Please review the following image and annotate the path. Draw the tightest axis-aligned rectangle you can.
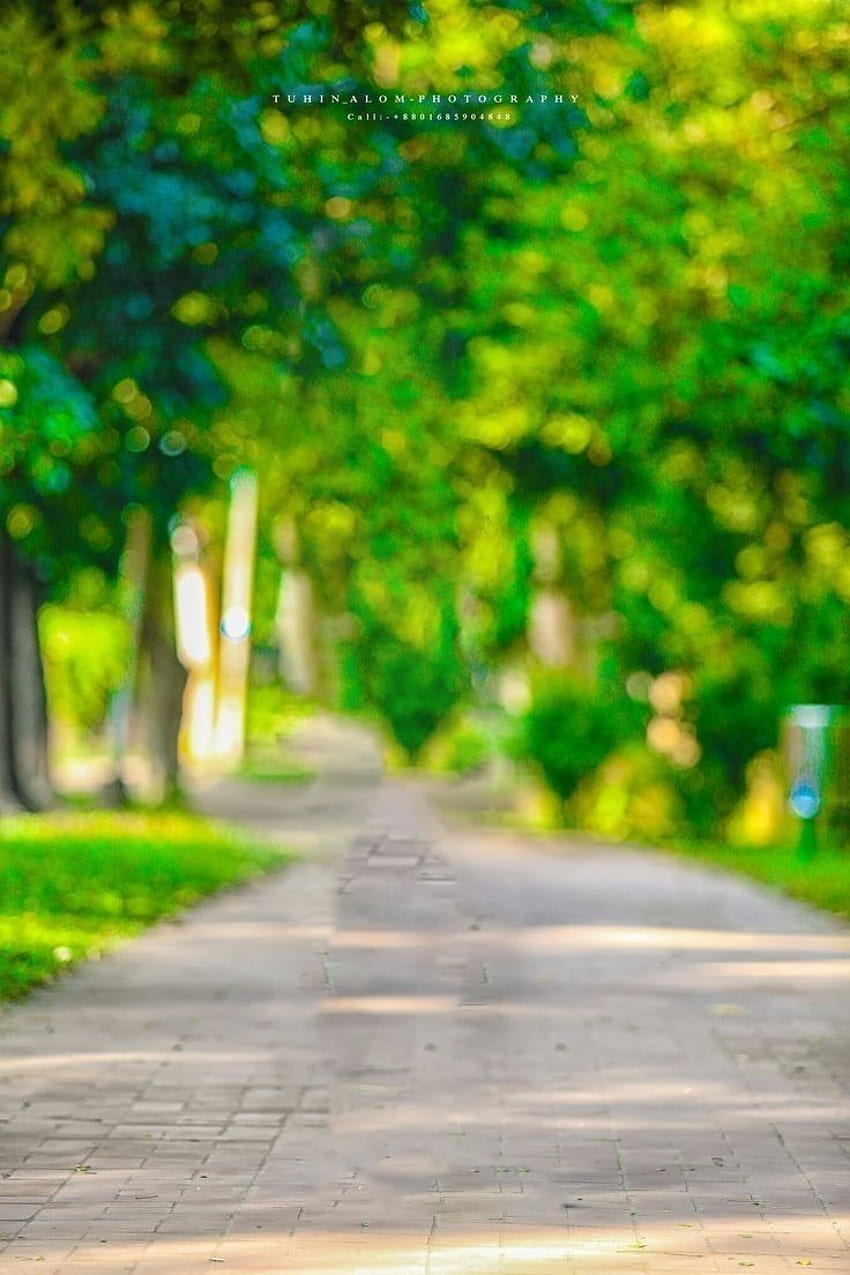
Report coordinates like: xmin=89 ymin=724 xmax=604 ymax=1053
xmin=1 ymin=719 xmax=849 ymax=1273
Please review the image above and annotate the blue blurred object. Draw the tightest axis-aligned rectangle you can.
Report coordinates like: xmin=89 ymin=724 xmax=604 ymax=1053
xmin=789 ymin=781 xmax=820 ymax=821
xmin=784 ymin=705 xmax=850 ymax=840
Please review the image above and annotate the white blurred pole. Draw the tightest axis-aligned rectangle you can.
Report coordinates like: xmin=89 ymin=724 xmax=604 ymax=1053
xmin=273 ymin=517 xmax=317 ymax=697
xmin=215 ymin=470 xmax=258 ymax=763
xmin=275 ymin=568 xmax=317 ymax=695
xmin=171 ymin=522 xmax=216 ymax=765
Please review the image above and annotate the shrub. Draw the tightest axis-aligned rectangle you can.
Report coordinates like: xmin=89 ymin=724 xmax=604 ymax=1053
xmin=341 ymin=595 xmax=468 ymax=763
xmin=573 ymin=743 xmax=685 ymax=841
xmin=523 ymin=673 xmax=642 ymax=806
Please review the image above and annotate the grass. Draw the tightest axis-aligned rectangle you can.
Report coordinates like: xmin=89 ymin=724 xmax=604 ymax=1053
xmin=667 ymin=836 xmax=850 ymax=921
xmin=234 ymin=755 xmax=314 ymax=785
xmin=442 ymin=773 xmax=850 ymax=922
xmin=0 ymin=810 xmax=289 ymax=1003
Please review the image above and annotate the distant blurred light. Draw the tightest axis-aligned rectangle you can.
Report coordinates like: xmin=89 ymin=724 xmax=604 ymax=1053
xmin=649 ymin=671 xmax=688 ymax=715
xmin=177 ymin=112 xmax=201 ymax=135
xmin=790 ymin=704 xmax=831 ymax=729
xmin=170 ymin=522 xmax=199 ymax=557
xmin=128 ymin=395 xmax=153 ymax=422
xmin=530 ymin=39 xmax=555 ymax=70
xmin=113 ymin=378 xmax=138 ymax=404
xmin=499 ymin=668 xmax=531 ymax=714
xmin=561 ymin=204 xmax=589 ymax=232
xmin=789 ymin=782 xmax=820 ymax=820
xmin=647 ymin=716 xmax=680 ymax=754
xmin=221 ymin=604 xmax=251 ymax=641
xmin=125 ymin=426 xmax=150 ymax=452
xmin=6 ymin=503 xmax=37 ymax=539
xmin=160 ymin=430 xmax=187 ymax=457
xmin=37 ymin=305 xmax=69 ymax=335
xmin=671 ymin=735 xmax=701 ymax=769
xmin=325 ymin=196 xmax=353 ymax=219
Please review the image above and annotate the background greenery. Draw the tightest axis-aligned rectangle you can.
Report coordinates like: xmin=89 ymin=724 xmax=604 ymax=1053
xmin=1 ymin=0 xmax=848 ymax=851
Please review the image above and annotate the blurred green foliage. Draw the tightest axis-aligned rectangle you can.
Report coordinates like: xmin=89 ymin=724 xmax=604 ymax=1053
xmin=1 ymin=0 xmax=849 ymax=829
xmin=342 ymin=586 xmax=467 ymax=761
xmin=245 ymin=683 xmax=313 ymax=748
xmin=573 ymin=743 xmax=686 ymax=843
xmin=523 ymin=669 xmax=644 ymax=807
xmin=40 ymin=604 xmax=130 ymax=732
xmin=441 ymin=719 xmax=493 ymax=777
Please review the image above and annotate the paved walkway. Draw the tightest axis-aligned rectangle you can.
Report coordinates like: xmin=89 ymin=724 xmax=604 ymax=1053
xmin=1 ymin=720 xmax=850 ymax=1274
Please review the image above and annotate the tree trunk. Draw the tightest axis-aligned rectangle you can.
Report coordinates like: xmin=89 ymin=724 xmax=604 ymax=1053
xmin=140 ymin=551 xmax=188 ymax=804
xmin=214 ymin=471 xmax=258 ymax=765
xmin=0 ymin=531 xmax=52 ymax=811
xmin=0 ymin=532 xmax=21 ymax=812
xmin=275 ymin=566 xmax=318 ymax=695
xmin=10 ymin=553 xmax=52 ymax=809
xmin=102 ymin=507 xmax=151 ymax=806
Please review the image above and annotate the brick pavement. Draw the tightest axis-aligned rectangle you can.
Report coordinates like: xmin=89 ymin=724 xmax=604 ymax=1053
xmin=1 ymin=720 xmax=849 ymax=1273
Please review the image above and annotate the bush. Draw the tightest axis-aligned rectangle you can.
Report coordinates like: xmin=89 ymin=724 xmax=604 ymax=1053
xmin=573 ymin=743 xmax=685 ymax=841
xmin=523 ymin=673 xmax=642 ymax=806
xmin=421 ymin=714 xmax=496 ymax=775
xmin=677 ymin=662 xmax=784 ymax=835
xmin=444 ymin=719 xmax=492 ymax=774
xmin=245 ymin=682 xmax=313 ymax=748
xmin=373 ymin=641 xmax=467 ymax=761
xmin=341 ymin=595 xmax=468 ymax=763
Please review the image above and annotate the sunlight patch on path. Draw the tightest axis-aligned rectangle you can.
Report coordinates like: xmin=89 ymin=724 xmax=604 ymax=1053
xmin=7 ymin=1217 xmax=846 ymax=1275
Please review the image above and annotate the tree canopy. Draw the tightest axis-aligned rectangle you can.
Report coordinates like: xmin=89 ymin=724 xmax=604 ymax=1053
xmin=2 ymin=0 xmax=848 ymax=832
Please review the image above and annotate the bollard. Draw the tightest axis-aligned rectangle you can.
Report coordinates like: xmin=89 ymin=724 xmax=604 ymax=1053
xmin=784 ymin=704 xmax=850 ymax=856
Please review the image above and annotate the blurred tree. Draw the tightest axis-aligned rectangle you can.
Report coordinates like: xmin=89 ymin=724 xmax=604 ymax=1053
xmin=4 ymin=0 xmax=846 ymax=829
xmin=1 ymin=0 xmax=607 ymax=790
xmin=446 ymin=0 xmax=850 ymax=825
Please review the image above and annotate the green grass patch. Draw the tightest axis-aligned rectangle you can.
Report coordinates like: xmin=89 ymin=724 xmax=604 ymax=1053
xmin=234 ymin=755 xmax=314 ymax=785
xmin=0 ymin=810 xmax=289 ymax=1003
xmin=668 ymin=837 xmax=850 ymax=920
